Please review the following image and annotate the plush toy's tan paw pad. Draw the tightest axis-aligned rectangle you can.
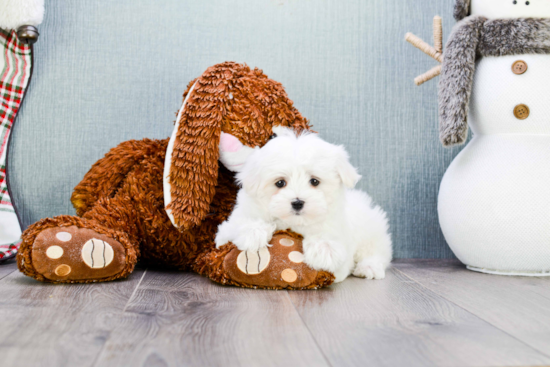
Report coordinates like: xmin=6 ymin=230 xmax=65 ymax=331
xmin=31 ymin=226 xmax=127 ymax=282
xmin=223 ymin=232 xmax=325 ymax=289
xmin=236 ymin=247 xmax=271 ymax=274
xmin=81 ymin=239 xmax=115 ymax=268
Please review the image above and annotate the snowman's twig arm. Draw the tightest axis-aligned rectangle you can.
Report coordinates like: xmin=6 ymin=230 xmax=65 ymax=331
xmin=439 ymin=16 xmax=486 ymax=147
xmin=434 ymin=16 xmax=443 ymax=53
xmin=415 ymin=65 xmax=442 ymax=86
xmin=405 ymin=16 xmax=443 ymax=86
xmin=405 ymin=33 xmax=443 ymax=63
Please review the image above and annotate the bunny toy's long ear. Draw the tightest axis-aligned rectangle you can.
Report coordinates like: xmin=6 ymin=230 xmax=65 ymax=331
xmin=164 ymin=63 xmax=237 ymax=230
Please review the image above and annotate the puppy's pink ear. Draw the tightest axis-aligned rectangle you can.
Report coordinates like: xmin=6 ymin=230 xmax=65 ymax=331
xmin=336 ymin=146 xmax=361 ymax=188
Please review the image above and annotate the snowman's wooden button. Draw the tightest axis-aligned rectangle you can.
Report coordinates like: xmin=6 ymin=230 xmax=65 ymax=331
xmin=512 ymin=60 xmax=528 ymax=75
xmin=514 ymin=104 xmax=530 ymax=120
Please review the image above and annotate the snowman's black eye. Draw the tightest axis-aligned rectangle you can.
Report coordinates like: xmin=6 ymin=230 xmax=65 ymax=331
xmin=513 ymin=0 xmax=517 ymax=4
xmin=526 ymin=1 xmax=530 ymax=4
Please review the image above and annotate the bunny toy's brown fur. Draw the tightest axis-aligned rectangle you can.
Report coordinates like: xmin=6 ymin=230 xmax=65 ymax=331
xmin=17 ymin=62 xmax=335 ymax=289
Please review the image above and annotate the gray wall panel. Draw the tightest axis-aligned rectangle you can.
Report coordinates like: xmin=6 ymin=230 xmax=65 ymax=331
xmin=9 ymin=0 xmax=462 ymax=258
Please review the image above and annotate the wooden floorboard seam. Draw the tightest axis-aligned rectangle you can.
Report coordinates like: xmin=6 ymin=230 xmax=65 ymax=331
xmin=90 ymin=269 xmax=147 ymax=367
xmin=0 ymin=263 xmax=17 ymax=282
xmin=529 ymin=289 xmax=550 ymax=303
xmin=0 ymin=269 xmax=16 ymax=281
xmin=392 ymin=266 xmax=550 ymax=360
xmin=90 ymin=329 xmax=113 ymax=367
xmin=92 ymin=271 xmax=330 ymax=366
xmin=285 ymin=291 xmax=334 ymax=367
xmin=122 ymin=268 xmax=147 ymax=313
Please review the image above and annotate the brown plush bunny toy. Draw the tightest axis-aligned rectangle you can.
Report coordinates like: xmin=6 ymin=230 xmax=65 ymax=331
xmin=17 ymin=62 xmax=335 ymax=289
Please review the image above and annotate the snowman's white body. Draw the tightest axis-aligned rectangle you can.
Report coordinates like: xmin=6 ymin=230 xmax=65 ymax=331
xmin=439 ymin=54 xmax=550 ymax=275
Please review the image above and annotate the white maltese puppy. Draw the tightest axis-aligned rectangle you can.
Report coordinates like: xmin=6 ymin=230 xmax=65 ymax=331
xmin=215 ymin=127 xmax=392 ymax=282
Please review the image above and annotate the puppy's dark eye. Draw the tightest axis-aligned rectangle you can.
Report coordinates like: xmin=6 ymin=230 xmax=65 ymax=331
xmin=310 ymin=178 xmax=320 ymax=187
xmin=275 ymin=179 xmax=286 ymax=188
xmin=270 ymin=133 xmax=277 ymax=140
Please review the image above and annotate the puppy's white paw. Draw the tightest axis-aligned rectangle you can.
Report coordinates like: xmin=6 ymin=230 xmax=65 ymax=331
xmin=232 ymin=222 xmax=276 ymax=252
xmin=215 ymin=221 xmax=233 ymax=249
xmin=353 ymin=258 xmax=386 ymax=280
xmin=303 ymin=238 xmax=347 ymax=273
xmin=215 ymin=233 xmax=231 ymax=249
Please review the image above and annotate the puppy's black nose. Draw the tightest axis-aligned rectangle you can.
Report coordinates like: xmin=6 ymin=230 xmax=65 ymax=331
xmin=291 ymin=199 xmax=305 ymax=211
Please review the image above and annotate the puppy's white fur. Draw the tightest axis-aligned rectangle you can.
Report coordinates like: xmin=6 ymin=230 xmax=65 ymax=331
xmin=216 ymin=127 xmax=392 ymax=282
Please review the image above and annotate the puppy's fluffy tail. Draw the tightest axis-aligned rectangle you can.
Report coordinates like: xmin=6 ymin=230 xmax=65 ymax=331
xmin=345 ymin=190 xmax=392 ymax=267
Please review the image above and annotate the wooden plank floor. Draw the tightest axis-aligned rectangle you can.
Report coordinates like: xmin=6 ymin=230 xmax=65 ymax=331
xmin=1 ymin=259 xmax=549 ymax=367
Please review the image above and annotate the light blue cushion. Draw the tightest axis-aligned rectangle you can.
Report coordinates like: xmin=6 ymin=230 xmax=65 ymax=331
xmin=9 ymin=0 xmax=462 ymax=258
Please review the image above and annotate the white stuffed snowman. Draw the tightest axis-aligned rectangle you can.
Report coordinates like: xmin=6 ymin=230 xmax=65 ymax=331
xmin=437 ymin=0 xmax=550 ymax=275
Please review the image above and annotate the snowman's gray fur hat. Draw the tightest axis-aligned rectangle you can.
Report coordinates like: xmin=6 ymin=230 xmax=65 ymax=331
xmin=454 ymin=0 xmax=471 ymax=21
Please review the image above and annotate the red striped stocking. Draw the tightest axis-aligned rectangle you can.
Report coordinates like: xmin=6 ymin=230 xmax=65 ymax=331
xmin=0 ymin=29 xmax=32 ymax=262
